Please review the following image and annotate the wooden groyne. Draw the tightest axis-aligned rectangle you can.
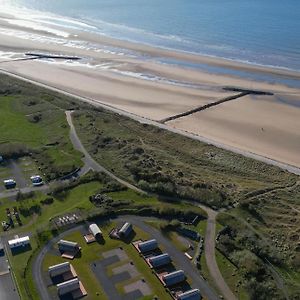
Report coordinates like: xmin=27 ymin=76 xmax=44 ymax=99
xmin=160 ymin=87 xmax=273 ymax=124
xmin=25 ymin=53 xmax=81 ymax=60
xmin=223 ymin=86 xmax=273 ymax=96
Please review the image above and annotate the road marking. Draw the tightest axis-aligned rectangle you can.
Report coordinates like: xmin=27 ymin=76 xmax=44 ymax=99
xmin=0 ymin=270 xmax=10 ymax=276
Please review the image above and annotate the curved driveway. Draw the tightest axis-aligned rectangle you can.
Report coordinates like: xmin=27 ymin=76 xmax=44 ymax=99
xmin=32 ymin=225 xmax=84 ymax=300
xmin=32 ymin=216 xmax=220 ymax=300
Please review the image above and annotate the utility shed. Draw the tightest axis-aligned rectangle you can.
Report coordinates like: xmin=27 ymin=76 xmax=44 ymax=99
xmin=89 ymin=224 xmax=102 ymax=238
xmin=8 ymin=236 xmax=30 ymax=249
xmin=149 ymin=253 xmax=171 ymax=268
xmin=177 ymin=289 xmax=202 ymax=300
xmin=138 ymin=239 xmax=158 ymax=253
xmin=58 ymin=240 xmax=80 ymax=252
xmin=162 ymin=270 xmax=185 ymax=287
xmin=57 ymin=278 xmax=80 ymax=296
xmin=48 ymin=262 xmax=71 ymax=278
xmin=118 ymin=222 xmax=133 ymax=238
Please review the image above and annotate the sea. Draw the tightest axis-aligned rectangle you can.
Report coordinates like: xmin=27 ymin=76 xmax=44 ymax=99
xmin=0 ymin=0 xmax=300 ymax=75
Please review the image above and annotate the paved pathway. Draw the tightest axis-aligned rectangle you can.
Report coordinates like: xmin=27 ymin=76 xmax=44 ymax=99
xmin=198 ymin=205 xmax=237 ymax=300
xmin=0 ymin=237 xmax=20 ymax=300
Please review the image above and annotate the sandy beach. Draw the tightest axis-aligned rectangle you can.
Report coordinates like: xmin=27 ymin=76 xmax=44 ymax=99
xmin=0 ymin=13 xmax=300 ymax=169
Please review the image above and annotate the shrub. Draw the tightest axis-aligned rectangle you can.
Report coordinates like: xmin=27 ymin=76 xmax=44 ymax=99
xmin=40 ymin=197 xmax=54 ymax=205
xmin=19 ymin=204 xmax=41 ymax=217
xmin=16 ymin=191 xmax=35 ymax=201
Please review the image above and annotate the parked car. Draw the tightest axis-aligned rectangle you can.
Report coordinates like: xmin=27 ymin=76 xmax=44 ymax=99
xmin=1 ymin=221 xmax=10 ymax=231
xmin=3 ymin=179 xmax=16 ymax=189
xmin=30 ymin=175 xmax=43 ymax=186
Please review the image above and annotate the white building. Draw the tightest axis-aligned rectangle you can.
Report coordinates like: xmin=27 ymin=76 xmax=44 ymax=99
xmin=138 ymin=239 xmax=158 ymax=253
xmin=119 ymin=222 xmax=133 ymax=238
xmin=48 ymin=262 xmax=71 ymax=278
xmin=149 ymin=253 xmax=171 ymax=268
xmin=57 ymin=278 xmax=80 ymax=296
xmin=89 ymin=224 xmax=102 ymax=238
xmin=177 ymin=289 xmax=202 ymax=300
xmin=58 ymin=240 xmax=80 ymax=252
xmin=8 ymin=236 xmax=30 ymax=249
xmin=162 ymin=270 xmax=185 ymax=287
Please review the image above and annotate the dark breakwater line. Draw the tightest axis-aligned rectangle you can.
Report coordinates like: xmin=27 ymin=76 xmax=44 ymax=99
xmin=160 ymin=88 xmax=273 ymax=123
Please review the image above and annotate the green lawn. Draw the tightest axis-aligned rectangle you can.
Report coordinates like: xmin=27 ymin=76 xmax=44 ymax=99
xmin=0 ymin=95 xmax=82 ymax=178
xmin=0 ymin=97 xmax=45 ymax=146
xmin=42 ymin=223 xmax=171 ymax=300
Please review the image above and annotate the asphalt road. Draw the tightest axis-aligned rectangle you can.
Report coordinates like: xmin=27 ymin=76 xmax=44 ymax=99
xmin=32 ymin=225 xmax=85 ymax=300
xmin=1 ymin=68 xmax=300 ymax=176
xmin=0 ymin=238 xmax=20 ymax=300
xmin=198 ymin=205 xmax=237 ymax=300
xmin=32 ymin=216 xmax=220 ymax=300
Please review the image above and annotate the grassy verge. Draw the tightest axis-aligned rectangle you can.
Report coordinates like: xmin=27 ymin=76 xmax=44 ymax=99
xmin=215 ymin=249 xmax=248 ymax=299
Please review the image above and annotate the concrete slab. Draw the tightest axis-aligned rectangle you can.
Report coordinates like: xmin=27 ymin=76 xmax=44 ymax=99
xmin=102 ymin=248 xmax=128 ymax=261
xmin=112 ymin=262 xmax=139 ymax=278
xmin=0 ymin=272 xmax=19 ymax=300
xmin=124 ymin=280 xmax=152 ymax=296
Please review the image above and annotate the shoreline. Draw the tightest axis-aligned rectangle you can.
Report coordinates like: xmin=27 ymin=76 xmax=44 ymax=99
xmin=0 ymin=13 xmax=300 ymax=83
xmin=1 ymin=68 xmax=300 ymax=175
xmin=1 ymin=9 xmax=300 ymax=77
xmin=0 ymin=19 xmax=299 ymax=170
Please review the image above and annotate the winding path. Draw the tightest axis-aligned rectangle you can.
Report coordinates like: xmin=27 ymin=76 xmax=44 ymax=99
xmin=198 ymin=205 xmax=237 ymax=300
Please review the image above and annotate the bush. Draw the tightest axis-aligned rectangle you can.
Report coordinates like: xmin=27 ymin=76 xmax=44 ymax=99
xmin=28 ymin=113 xmax=42 ymax=123
xmin=19 ymin=204 xmax=41 ymax=217
xmin=159 ymin=219 xmax=181 ymax=231
xmin=16 ymin=191 xmax=35 ymax=201
xmin=0 ymin=143 xmax=30 ymax=158
xmin=40 ymin=197 xmax=54 ymax=205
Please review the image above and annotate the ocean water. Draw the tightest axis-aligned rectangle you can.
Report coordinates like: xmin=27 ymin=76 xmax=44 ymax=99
xmin=0 ymin=0 xmax=300 ymax=72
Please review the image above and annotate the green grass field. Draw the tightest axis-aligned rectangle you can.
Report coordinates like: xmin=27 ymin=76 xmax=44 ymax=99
xmin=42 ymin=223 xmax=171 ymax=300
xmin=0 ymin=95 xmax=82 ymax=178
